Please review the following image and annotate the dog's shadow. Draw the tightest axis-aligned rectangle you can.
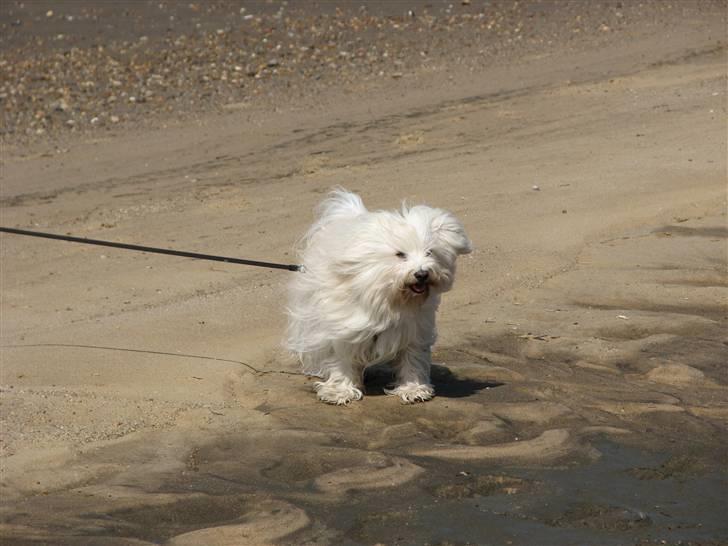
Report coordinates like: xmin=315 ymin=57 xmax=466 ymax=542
xmin=364 ymin=363 xmax=503 ymax=399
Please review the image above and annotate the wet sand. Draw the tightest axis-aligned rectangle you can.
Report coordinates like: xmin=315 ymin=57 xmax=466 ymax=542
xmin=1 ymin=1 xmax=727 ymax=545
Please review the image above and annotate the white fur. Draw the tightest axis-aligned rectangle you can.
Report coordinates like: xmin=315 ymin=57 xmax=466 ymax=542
xmin=285 ymin=189 xmax=471 ymax=405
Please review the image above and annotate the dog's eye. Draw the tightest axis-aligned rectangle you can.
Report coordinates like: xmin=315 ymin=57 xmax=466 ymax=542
xmin=396 ymin=251 xmax=407 ymax=259
xmin=425 ymin=250 xmax=433 ymax=257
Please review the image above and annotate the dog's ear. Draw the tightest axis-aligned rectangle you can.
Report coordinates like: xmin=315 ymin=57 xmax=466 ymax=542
xmin=430 ymin=210 xmax=472 ymax=255
xmin=406 ymin=205 xmax=472 ymax=256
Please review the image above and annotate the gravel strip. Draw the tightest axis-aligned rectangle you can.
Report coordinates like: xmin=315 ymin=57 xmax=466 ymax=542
xmin=1 ymin=0 xmax=723 ymax=145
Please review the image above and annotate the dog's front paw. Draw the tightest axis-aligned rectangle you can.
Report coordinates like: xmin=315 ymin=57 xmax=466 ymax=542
xmin=314 ymin=381 xmax=363 ymax=405
xmin=384 ymin=383 xmax=434 ymax=404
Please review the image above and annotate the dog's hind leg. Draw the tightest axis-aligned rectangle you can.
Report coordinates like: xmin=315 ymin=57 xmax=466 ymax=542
xmin=385 ymin=346 xmax=435 ymax=403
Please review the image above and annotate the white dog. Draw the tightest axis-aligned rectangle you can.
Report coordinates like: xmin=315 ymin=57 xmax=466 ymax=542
xmin=285 ymin=189 xmax=471 ymax=405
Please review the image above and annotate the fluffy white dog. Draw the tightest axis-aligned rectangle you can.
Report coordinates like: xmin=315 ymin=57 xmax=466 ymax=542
xmin=285 ymin=189 xmax=471 ymax=405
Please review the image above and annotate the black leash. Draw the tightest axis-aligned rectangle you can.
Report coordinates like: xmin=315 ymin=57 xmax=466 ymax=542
xmin=0 ymin=227 xmax=301 ymax=272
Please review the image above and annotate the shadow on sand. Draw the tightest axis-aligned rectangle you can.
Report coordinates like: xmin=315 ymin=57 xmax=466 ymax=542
xmin=363 ymin=363 xmax=504 ymax=398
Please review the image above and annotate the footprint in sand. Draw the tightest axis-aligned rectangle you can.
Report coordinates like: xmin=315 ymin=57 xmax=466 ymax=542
xmin=645 ymin=363 xmax=706 ymax=386
xmin=412 ymin=429 xmax=597 ymax=463
xmin=489 ymin=401 xmax=572 ymax=424
xmin=313 ymin=454 xmax=424 ymax=495
xmin=166 ymin=499 xmax=309 ymax=546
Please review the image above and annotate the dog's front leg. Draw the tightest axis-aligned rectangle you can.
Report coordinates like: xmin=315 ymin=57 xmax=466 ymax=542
xmin=385 ymin=345 xmax=434 ymax=403
xmin=313 ymin=353 xmax=363 ymax=405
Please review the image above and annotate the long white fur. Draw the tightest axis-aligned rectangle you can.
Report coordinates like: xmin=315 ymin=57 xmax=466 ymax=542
xmin=285 ymin=189 xmax=471 ymax=405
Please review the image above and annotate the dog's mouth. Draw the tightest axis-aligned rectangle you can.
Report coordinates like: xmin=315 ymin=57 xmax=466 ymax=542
xmin=408 ymin=280 xmax=429 ymax=295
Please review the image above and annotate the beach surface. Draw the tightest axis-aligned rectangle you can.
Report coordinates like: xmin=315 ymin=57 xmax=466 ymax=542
xmin=1 ymin=1 xmax=727 ymax=544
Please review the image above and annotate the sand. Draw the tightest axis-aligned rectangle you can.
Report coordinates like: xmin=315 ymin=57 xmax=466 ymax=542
xmin=1 ymin=1 xmax=727 ymax=544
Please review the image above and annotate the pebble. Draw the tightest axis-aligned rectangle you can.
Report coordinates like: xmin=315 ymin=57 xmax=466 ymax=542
xmin=50 ymin=99 xmax=70 ymax=113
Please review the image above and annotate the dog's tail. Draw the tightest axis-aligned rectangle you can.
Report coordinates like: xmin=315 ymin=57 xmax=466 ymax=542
xmin=316 ymin=187 xmax=367 ymax=222
xmin=296 ymin=188 xmax=367 ymax=253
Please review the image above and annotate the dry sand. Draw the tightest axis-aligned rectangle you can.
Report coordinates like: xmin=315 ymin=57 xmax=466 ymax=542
xmin=1 ymin=1 xmax=727 ymax=545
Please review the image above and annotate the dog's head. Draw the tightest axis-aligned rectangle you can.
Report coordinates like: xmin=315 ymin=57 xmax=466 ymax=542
xmin=396 ymin=204 xmax=472 ymax=302
xmin=328 ymin=203 xmax=472 ymax=308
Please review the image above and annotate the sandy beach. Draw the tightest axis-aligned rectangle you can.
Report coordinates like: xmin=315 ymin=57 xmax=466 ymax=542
xmin=1 ymin=1 xmax=727 ymax=544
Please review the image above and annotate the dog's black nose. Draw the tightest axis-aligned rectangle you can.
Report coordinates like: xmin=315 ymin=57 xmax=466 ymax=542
xmin=414 ymin=269 xmax=429 ymax=282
